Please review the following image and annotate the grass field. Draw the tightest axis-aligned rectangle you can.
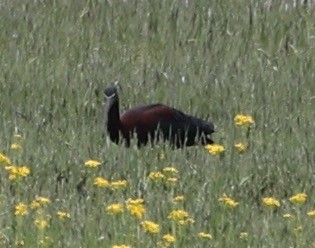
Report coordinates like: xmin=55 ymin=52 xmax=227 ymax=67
xmin=0 ymin=0 xmax=314 ymax=247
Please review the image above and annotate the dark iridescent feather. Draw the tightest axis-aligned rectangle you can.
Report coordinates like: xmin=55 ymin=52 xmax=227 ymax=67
xmin=104 ymin=86 xmax=215 ymax=148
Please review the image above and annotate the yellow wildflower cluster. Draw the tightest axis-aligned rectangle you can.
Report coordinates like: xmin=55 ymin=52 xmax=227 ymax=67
xmin=110 ymin=180 xmax=128 ymax=190
xmin=283 ymin=213 xmax=293 ymax=219
xmin=148 ymin=167 xmax=179 ymax=185
xmin=15 ymin=203 xmax=28 ymax=216
xmin=289 ymin=193 xmax=307 ymax=204
xmin=84 ymin=160 xmax=101 ymax=168
xmin=106 ymin=198 xmax=146 ymax=219
xmin=234 ymin=143 xmax=248 ymax=153
xmin=11 ymin=134 xmax=23 ymax=151
xmin=11 ymin=143 xmax=22 ymax=151
xmin=106 ymin=203 xmax=124 ymax=214
xmin=307 ymin=210 xmax=315 ymax=217
xmin=5 ymin=166 xmax=30 ymax=180
xmin=294 ymin=226 xmax=302 ymax=235
xmin=168 ymin=209 xmax=189 ymax=221
xmin=141 ymin=220 xmax=160 ymax=234
xmin=93 ymin=177 xmax=110 ymax=187
xmin=262 ymin=197 xmax=280 ymax=207
xmin=162 ymin=234 xmax=176 ymax=243
xmin=126 ymin=198 xmax=146 ymax=219
xmin=30 ymin=197 xmax=51 ymax=209
xmin=218 ymin=194 xmax=239 ymax=208
xmin=92 ymin=176 xmax=127 ymax=190
xmin=240 ymin=232 xmax=248 ymax=239
xmin=126 ymin=198 xmax=144 ymax=205
xmin=15 ymin=198 xmax=52 ymax=231
xmin=205 ymin=144 xmax=225 ymax=155
xmin=0 ymin=153 xmax=11 ymax=165
xmin=149 ymin=172 xmax=165 ymax=180
xmin=168 ymin=209 xmax=194 ymax=225
xmin=198 ymin=232 xmax=213 ymax=239
xmin=57 ymin=211 xmax=70 ymax=219
xmin=173 ymin=195 xmax=184 ymax=202
xmin=15 ymin=240 xmax=25 ymax=246
xmin=234 ymin=114 xmax=254 ymax=126
xmin=163 ymin=167 xmax=178 ymax=176
xmin=34 ymin=219 xmax=50 ymax=229
xmin=157 ymin=234 xmax=176 ymax=247
xmin=112 ymin=245 xmax=131 ymax=248
xmin=167 ymin=177 xmax=178 ymax=184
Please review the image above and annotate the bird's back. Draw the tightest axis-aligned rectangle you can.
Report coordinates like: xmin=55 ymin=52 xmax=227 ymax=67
xmin=120 ymin=104 xmax=214 ymax=147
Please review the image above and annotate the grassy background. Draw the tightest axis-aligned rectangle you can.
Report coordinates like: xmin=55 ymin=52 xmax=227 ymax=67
xmin=0 ymin=0 xmax=314 ymax=247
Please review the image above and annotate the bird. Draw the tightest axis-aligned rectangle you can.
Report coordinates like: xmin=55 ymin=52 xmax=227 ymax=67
xmin=103 ymin=86 xmax=215 ymax=148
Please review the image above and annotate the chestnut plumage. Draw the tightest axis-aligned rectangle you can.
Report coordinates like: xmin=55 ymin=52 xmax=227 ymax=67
xmin=104 ymin=86 xmax=214 ymax=148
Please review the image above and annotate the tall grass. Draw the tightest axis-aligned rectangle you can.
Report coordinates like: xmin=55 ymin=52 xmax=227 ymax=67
xmin=0 ymin=0 xmax=314 ymax=247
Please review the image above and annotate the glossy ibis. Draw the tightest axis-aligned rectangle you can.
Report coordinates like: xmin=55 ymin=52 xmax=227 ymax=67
xmin=104 ymin=86 xmax=214 ymax=148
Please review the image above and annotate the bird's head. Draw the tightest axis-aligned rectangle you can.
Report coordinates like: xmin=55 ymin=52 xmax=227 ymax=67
xmin=104 ymin=86 xmax=118 ymax=99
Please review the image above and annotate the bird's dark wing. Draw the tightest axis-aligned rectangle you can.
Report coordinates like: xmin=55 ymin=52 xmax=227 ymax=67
xmin=121 ymin=104 xmax=214 ymax=147
xmin=161 ymin=108 xmax=215 ymax=146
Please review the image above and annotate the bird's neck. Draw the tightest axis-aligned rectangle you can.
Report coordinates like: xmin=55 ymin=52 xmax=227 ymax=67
xmin=105 ymin=98 xmax=121 ymax=144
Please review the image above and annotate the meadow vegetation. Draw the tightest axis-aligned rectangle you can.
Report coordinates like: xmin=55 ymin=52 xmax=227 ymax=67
xmin=0 ymin=0 xmax=314 ymax=247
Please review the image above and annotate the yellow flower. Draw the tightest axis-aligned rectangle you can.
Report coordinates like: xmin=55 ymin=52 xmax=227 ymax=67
xmin=148 ymin=172 xmax=165 ymax=180
xmin=5 ymin=166 xmax=17 ymax=174
xmin=17 ymin=167 xmax=30 ymax=177
xmin=167 ymin=177 xmax=177 ymax=183
xmin=0 ymin=153 xmax=11 ymax=165
xmin=218 ymin=194 xmax=239 ymax=207
xmin=234 ymin=114 xmax=254 ymax=126
xmin=198 ymin=232 xmax=212 ymax=239
xmin=294 ymin=226 xmax=302 ymax=235
xmin=36 ymin=197 xmax=50 ymax=204
xmin=30 ymin=197 xmax=50 ymax=209
xmin=168 ymin=210 xmax=189 ymax=221
xmin=57 ymin=211 xmax=70 ymax=219
xmin=141 ymin=220 xmax=160 ymax=234
xmin=15 ymin=203 xmax=28 ymax=216
xmin=112 ymin=245 xmax=131 ymax=248
xmin=5 ymin=165 xmax=15 ymax=172
xmin=93 ymin=177 xmax=110 ymax=187
xmin=126 ymin=198 xmax=144 ymax=205
xmin=5 ymin=166 xmax=30 ymax=180
xmin=289 ymin=193 xmax=307 ymax=204
xmin=234 ymin=143 xmax=247 ymax=153
xmin=173 ymin=195 xmax=184 ymax=202
xmin=110 ymin=180 xmax=128 ymax=190
xmin=205 ymin=144 xmax=225 ymax=155
xmin=84 ymin=160 xmax=101 ymax=168
xmin=106 ymin=203 xmax=124 ymax=214
xmin=126 ymin=198 xmax=146 ymax=218
xmin=34 ymin=219 xmax=49 ymax=229
xmin=283 ymin=213 xmax=293 ymax=219
xmin=240 ymin=232 xmax=248 ymax=239
xmin=127 ymin=204 xmax=146 ymax=219
xmin=179 ymin=218 xmax=195 ymax=225
xmin=15 ymin=240 xmax=25 ymax=246
xmin=11 ymin=143 xmax=22 ymax=151
xmin=163 ymin=167 xmax=178 ymax=176
xmin=262 ymin=197 xmax=280 ymax=207
xmin=307 ymin=210 xmax=315 ymax=217
xmin=162 ymin=234 xmax=176 ymax=243
xmin=30 ymin=201 xmax=40 ymax=209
